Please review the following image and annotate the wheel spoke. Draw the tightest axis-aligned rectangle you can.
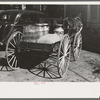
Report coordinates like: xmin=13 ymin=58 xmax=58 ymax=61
xmin=77 ymin=39 xmax=82 ymax=47
xmin=18 ymin=32 xmax=21 ymax=40
xmin=12 ymin=37 xmax=16 ymax=45
xmin=30 ymin=68 xmax=41 ymax=72
xmin=59 ymin=56 xmax=63 ymax=60
xmin=49 ymin=68 xmax=58 ymax=74
xmin=35 ymin=64 xmax=43 ymax=69
xmin=64 ymin=44 xmax=68 ymax=52
xmin=65 ymin=56 xmax=70 ymax=61
xmin=15 ymin=59 xmax=17 ymax=68
xmin=9 ymin=41 xmax=15 ymax=48
xmin=46 ymin=71 xmax=52 ymax=78
xmin=66 ymin=44 xmax=70 ymax=51
xmin=8 ymin=55 xmax=15 ymax=63
xmin=11 ymin=56 xmax=16 ymax=68
xmin=48 ymin=70 xmax=58 ymax=77
xmin=78 ymin=40 xmax=82 ymax=47
xmin=49 ymin=56 xmax=57 ymax=62
xmin=65 ymin=51 xmax=70 ymax=57
xmin=16 ymin=34 xmax=19 ymax=43
xmin=74 ymin=48 xmax=78 ymax=53
xmin=8 ymin=48 xmax=15 ymax=51
xmin=47 ymin=64 xmax=57 ymax=69
xmin=60 ymin=50 xmax=64 ymax=55
xmin=50 ymin=52 xmax=58 ymax=56
xmin=49 ymin=67 xmax=59 ymax=74
xmin=43 ymin=71 xmax=45 ymax=77
xmin=78 ymin=36 xmax=82 ymax=41
xmin=74 ymin=48 xmax=79 ymax=58
xmin=7 ymin=51 xmax=14 ymax=57
xmin=42 ymin=62 xmax=46 ymax=68
xmin=65 ymin=54 xmax=70 ymax=60
xmin=65 ymin=46 xmax=70 ymax=56
xmin=50 ymin=54 xmax=57 ymax=59
xmin=64 ymin=58 xmax=69 ymax=70
xmin=37 ymin=70 xmax=43 ymax=75
xmin=74 ymin=47 xmax=77 ymax=52
xmin=17 ymin=33 xmax=21 ymax=44
xmin=59 ymin=58 xmax=64 ymax=68
xmin=39 ymin=64 xmax=44 ymax=68
xmin=46 ymin=64 xmax=52 ymax=68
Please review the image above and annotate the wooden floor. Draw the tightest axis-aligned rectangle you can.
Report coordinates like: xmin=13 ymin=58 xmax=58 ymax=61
xmin=0 ymin=50 xmax=100 ymax=82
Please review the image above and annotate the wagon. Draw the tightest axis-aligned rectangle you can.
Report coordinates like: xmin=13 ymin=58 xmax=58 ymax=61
xmin=4 ymin=15 xmax=83 ymax=79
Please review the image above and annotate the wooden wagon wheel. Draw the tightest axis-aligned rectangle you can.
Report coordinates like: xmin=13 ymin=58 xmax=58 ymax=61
xmin=28 ymin=42 xmax=61 ymax=79
xmin=29 ymin=34 xmax=71 ymax=78
xmin=57 ymin=34 xmax=71 ymax=77
xmin=6 ymin=31 xmax=22 ymax=70
xmin=72 ymin=33 xmax=82 ymax=61
xmin=29 ymin=60 xmax=61 ymax=79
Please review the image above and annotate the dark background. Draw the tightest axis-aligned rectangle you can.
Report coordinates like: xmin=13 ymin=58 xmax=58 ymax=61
xmin=0 ymin=5 xmax=100 ymax=54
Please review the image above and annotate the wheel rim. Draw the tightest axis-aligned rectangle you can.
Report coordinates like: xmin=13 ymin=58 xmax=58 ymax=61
xmin=58 ymin=34 xmax=71 ymax=77
xmin=73 ymin=33 xmax=82 ymax=60
xmin=6 ymin=31 xmax=22 ymax=70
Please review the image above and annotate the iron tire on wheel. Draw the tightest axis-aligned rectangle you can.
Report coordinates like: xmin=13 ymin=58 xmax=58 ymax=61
xmin=57 ymin=34 xmax=71 ymax=77
xmin=72 ymin=33 xmax=82 ymax=61
xmin=6 ymin=31 xmax=22 ymax=70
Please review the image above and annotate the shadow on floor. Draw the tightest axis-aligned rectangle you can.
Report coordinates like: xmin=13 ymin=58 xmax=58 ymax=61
xmin=0 ymin=51 xmax=61 ymax=79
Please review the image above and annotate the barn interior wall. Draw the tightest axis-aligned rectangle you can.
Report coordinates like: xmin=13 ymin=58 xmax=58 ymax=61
xmin=0 ymin=5 xmax=100 ymax=28
xmin=67 ymin=5 xmax=87 ymax=27
xmin=87 ymin=5 xmax=100 ymax=28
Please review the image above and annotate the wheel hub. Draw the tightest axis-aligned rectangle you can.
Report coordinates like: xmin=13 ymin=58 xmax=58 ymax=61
xmin=17 ymin=47 xmax=21 ymax=53
xmin=41 ymin=67 xmax=48 ymax=71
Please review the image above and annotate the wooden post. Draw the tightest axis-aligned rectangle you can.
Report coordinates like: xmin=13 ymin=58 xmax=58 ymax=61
xmin=40 ymin=5 xmax=42 ymax=11
xmin=97 ymin=5 xmax=99 ymax=24
xmin=87 ymin=5 xmax=91 ymax=27
xmin=64 ymin=5 xmax=67 ymax=18
xmin=22 ymin=5 xmax=26 ymax=10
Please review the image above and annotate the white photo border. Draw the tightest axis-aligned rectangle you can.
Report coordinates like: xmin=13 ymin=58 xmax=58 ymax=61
xmin=0 ymin=1 xmax=100 ymax=98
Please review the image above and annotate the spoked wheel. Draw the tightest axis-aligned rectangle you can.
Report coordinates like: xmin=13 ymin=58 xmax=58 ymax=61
xmin=72 ymin=33 xmax=82 ymax=61
xmin=58 ymin=34 xmax=71 ymax=77
xmin=29 ymin=59 xmax=61 ymax=79
xmin=29 ymin=35 xmax=71 ymax=79
xmin=29 ymin=43 xmax=61 ymax=79
xmin=6 ymin=31 xmax=22 ymax=70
